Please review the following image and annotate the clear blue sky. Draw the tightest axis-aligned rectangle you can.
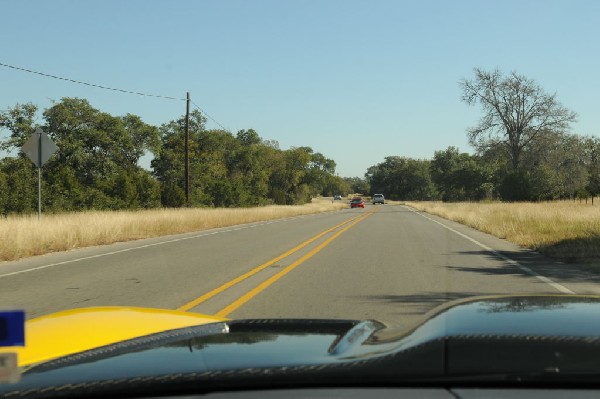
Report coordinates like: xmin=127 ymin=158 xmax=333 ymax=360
xmin=1 ymin=0 xmax=598 ymax=177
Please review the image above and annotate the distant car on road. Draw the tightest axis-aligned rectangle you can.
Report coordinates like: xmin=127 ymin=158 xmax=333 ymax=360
xmin=350 ymin=197 xmax=365 ymax=208
xmin=372 ymin=194 xmax=385 ymax=204
xmin=334 ymin=195 xmax=342 ymax=200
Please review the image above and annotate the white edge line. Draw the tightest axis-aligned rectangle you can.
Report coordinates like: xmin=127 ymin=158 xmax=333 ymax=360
xmin=0 ymin=211 xmax=340 ymax=279
xmin=405 ymin=206 xmax=575 ymax=295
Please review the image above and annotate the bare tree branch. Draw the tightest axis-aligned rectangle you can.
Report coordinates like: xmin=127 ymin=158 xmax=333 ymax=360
xmin=460 ymin=68 xmax=577 ymax=169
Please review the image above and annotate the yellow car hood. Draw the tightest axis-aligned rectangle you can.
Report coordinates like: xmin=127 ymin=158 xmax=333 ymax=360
xmin=0 ymin=307 xmax=225 ymax=367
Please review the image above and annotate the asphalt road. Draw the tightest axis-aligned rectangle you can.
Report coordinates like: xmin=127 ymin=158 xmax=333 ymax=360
xmin=2 ymin=204 xmax=600 ymax=332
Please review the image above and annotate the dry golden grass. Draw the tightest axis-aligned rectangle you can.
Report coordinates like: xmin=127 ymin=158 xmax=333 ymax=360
xmin=0 ymin=198 xmax=346 ymax=262
xmin=404 ymin=200 xmax=600 ymax=265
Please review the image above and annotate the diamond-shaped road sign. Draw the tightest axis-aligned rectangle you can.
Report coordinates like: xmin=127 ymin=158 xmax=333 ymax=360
xmin=21 ymin=128 xmax=58 ymax=168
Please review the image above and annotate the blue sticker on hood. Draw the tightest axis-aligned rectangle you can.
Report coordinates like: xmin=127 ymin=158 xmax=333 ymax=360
xmin=0 ymin=311 xmax=25 ymax=347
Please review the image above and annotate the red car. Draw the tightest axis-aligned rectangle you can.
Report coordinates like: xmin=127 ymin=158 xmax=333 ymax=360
xmin=350 ymin=197 xmax=365 ymax=208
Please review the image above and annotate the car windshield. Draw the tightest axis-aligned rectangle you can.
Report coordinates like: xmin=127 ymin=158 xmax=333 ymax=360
xmin=1 ymin=0 xmax=600 ymax=392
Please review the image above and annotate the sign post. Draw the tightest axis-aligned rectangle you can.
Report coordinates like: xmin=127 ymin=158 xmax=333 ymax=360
xmin=21 ymin=128 xmax=58 ymax=219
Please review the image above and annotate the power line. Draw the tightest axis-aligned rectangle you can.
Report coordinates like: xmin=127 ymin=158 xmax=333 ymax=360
xmin=191 ymin=100 xmax=231 ymax=132
xmin=1 ymin=61 xmax=232 ymax=132
xmin=0 ymin=61 xmax=185 ymax=101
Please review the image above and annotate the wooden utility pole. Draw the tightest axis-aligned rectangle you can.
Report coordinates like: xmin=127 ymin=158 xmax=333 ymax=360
xmin=37 ymin=131 xmax=42 ymax=219
xmin=185 ymin=92 xmax=190 ymax=206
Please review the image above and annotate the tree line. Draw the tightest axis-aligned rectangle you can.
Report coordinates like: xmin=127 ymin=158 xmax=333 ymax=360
xmin=2 ymin=68 xmax=596 ymax=213
xmin=364 ymin=69 xmax=599 ymax=202
xmin=365 ymin=136 xmax=600 ymax=202
xmin=0 ymin=98 xmax=348 ymax=214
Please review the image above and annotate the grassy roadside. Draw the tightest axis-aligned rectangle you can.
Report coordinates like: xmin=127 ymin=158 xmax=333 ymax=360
xmin=0 ymin=198 xmax=346 ymax=263
xmin=404 ymin=201 xmax=600 ymax=267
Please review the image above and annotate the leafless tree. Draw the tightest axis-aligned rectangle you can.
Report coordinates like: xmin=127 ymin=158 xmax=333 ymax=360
xmin=460 ymin=68 xmax=577 ymax=169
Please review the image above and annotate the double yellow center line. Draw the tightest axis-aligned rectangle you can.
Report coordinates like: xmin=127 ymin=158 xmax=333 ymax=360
xmin=177 ymin=210 xmax=376 ymax=317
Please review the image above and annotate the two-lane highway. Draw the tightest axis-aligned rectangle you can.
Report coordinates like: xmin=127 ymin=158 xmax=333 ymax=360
xmin=2 ymin=204 xmax=599 ymax=332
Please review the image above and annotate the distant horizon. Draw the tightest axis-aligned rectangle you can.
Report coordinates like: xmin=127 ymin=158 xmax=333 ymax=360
xmin=2 ymin=0 xmax=598 ymax=177
xmin=3 ymin=91 xmax=593 ymax=179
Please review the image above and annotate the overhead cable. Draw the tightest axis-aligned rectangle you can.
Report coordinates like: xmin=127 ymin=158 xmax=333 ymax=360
xmin=1 ymin=61 xmax=232 ymax=132
xmin=191 ymin=100 xmax=231 ymax=132
xmin=0 ymin=61 xmax=186 ymax=101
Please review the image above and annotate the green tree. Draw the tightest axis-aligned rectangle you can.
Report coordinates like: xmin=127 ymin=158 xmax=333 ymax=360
xmin=236 ymin=129 xmax=261 ymax=146
xmin=498 ymin=170 xmax=532 ymax=201
xmin=430 ymin=147 xmax=489 ymax=201
xmin=0 ymin=103 xmax=38 ymax=214
xmin=268 ymin=147 xmax=313 ymax=205
xmin=0 ymin=103 xmax=38 ymax=151
xmin=121 ymin=114 xmax=162 ymax=164
xmin=366 ymin=156 xmax=436 ymax=200
xmin=0 ymin=168 xmax=7 ymax=214
xmin=460 ymin=68 xmax=577 ymax=170
xmin=0 ymin=157 xmax=36 ymax=214
xmin=302 ymin=151 xmax=337 ymax=196
xmin=1 ymin=98 xmax=162 ymax=212
xmin=585 ymin=137 xmax=600 ymax=203
xmin=152 ymin=110 xmax=207 ymax=207
xmin=43 ymin=98 xmax=161 ymax=209
xmin=344 ymin=177 xmax=370 ymax=195
xmin=517 ymin=131 xmax=588 ymax=201
xmin=154 ymin=116 xmax=336 ymax=207
xmin=325 ymin=175 xmax=351 ymax=197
